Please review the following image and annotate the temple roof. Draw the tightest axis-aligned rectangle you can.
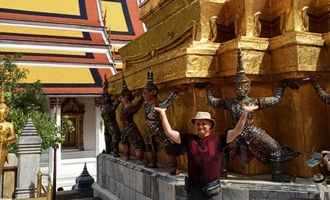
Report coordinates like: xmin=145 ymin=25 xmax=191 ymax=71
xmin=0 ymin=0 xmax=143 ymax=95
xmin=102 ymin=0 xmax=144 ymax=41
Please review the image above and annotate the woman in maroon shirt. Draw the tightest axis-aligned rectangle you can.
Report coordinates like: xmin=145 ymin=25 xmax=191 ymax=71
xmin=155 ymin=105 xmax=256 ymax=200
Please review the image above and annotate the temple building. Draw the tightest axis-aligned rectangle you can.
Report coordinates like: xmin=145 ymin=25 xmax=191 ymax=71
xmin=0 ymin=0 xmax=143 ymax=189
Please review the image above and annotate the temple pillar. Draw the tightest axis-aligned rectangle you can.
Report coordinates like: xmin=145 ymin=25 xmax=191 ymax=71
xmin=95 ymin=98 xmax=105 ymax=155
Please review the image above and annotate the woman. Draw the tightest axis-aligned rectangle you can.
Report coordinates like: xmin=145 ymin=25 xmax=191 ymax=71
xmin=154 ymin=105 xmax=256 ymax=200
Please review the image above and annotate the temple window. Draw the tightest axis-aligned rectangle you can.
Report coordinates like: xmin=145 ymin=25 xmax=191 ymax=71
xmin=259 ymin=16 xmax=281 ymax=38
xmin=308 ymin=11 xmax=330 ymax=33
xmin=218 ymin=22 xmax=236 ymax=43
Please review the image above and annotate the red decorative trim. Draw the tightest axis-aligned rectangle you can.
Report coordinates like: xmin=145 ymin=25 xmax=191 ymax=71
xmin=8 ymin=53 xmax=110 ymax=65
xmin=43 ymin=87 xmax=103 ymax=94
xmin=0 ymin=31 xmax=105 ymax=45
xmin=0 ymin=0 xmax=101 ymax=27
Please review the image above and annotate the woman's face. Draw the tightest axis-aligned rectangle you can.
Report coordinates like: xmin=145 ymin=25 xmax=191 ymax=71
xmin=194 ymin=119 xmax=213 ymax=138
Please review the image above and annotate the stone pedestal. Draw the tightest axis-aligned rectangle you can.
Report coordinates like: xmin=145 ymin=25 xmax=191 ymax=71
xmin=94 ymin=154 xmax=329 ymax=200
xmin=93 ymin=154 xmax=186 ymax=200
xmin=15 ymin=119 xmax=42 ymax=199
xmin=221 ymin=180 xmax=329 ymax=200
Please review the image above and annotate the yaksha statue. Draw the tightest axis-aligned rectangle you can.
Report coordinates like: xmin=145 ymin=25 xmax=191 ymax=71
xmin=207 ymin=50 xmax=300 ymax=182
xmin=101 ymin=79 xmax=121 ymax=157
xmin=143 ymin=71 xmax=177 ymax=169
xmin=0 ymin=90 xmax=16 ymax=170
xmin=119 ymin=80 xmax=144 ymax=161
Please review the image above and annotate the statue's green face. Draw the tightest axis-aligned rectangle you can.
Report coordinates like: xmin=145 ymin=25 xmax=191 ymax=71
xmin=236 ymin=81 xmax=251 ymax=98
xmin=143 ymin=88 xmax=157 ymax=102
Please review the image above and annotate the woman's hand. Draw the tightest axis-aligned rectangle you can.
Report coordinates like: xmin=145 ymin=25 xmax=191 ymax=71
xmin=154 ymin=107 xmax=167 ymax=113
xmin=321 ymin=150 xmax=330 ymax=155
xmin=242 ymin=104 xmax=258 ymax=112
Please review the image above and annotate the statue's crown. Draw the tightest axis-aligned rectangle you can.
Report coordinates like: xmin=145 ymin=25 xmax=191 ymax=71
xmin=235 ymin=49 xmax=250 ymax=84
xmin=145 ymin=70 xmax=158 ymax=92
xmin=103 ymin=75 xmax=110 ymax=94
xmin=121 ymin=79 xmax=132 ymax=97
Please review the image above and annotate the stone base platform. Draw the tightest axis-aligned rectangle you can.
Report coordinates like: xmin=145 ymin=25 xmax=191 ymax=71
xmin=93 ymin=154 xmax=329 ymax=200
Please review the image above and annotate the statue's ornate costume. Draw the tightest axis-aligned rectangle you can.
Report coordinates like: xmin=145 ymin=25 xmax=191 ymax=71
xmin=207 ymin=50 xmax=299 ymax=181
xmin=144 ymin=92 xmax=176 ymax=146
xmin=101 ymin=81 xmax=121 ymax=156
xmin=119 ymin=80 xmax=144 ymax=158
xmin=143 ymin=71 xmax=177 ymax=168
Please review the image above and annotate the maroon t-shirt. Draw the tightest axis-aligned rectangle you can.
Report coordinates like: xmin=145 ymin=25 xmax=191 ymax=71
xmin=181 ymin=133 xmax=225 ymax=186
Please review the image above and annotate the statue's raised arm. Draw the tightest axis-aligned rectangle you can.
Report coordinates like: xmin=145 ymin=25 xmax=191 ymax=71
xmin=257 ymin=79 xmax=301 ymax=109
xmin=126 ymin=95 xmax=144 ymax=115
xmin=207 ymin=89 xmax=227 ymax=108
xmin=257 ymin=80 xmax=287 ymax=109
xmin=159 ymin=91 xmax=177 ymax=108
xmin=312 ymin=80 xmax=330 ymax=104
xmin=111 ymin=98 xmax=120 ymax=110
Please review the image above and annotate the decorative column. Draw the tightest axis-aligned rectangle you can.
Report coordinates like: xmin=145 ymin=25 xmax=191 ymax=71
xmin=49 ymin=98 xmax=62 ymax=183
xmin=15 ymin=119 xmax=42 ymax=198
xmin=95 ymin=97 xmax=105 ymax=155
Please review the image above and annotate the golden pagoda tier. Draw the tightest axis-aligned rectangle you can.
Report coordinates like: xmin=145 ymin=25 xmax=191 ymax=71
xmin=108 ymin=0 xmax=329 ymax=177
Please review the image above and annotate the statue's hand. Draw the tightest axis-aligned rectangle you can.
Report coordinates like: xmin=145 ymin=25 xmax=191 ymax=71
xmin=281 ymin=79 xmax=300 ymax=89
xmin=242 ymin=104 xmax=258 ymax=112
xmin=132 ymin=89 xmax=142 ymax=97
xmin=207 ymin=87 xmax=215 ymax=97
xmin=302 ymin=76 xmax=318 ymax=86
xmin=174 ymin=85 xmax=189 ymax=95
xmin=206 ymin=82 xmax=214 ymax=89
xmin=154 ymin=107 xmax=167 ymax=113
xmin=112 ymin=94 xmax=119 ymax=100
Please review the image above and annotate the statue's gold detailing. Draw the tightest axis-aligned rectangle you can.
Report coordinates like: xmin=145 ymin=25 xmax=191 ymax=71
xmin=109 ymin=0 xmax=329 ymax=176
xmin=0 ymin=89 xmax=16 ymax=171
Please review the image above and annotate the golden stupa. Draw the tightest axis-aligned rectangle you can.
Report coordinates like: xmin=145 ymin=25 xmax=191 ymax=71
xmin=108 ymin=0 xmax=329 ymax=177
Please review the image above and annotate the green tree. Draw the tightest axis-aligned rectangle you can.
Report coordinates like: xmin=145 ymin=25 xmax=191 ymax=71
xmin=0 ymin=55 xmax=27 ymax=94
xmin=0 ymin=55 xmax=63 ymax=152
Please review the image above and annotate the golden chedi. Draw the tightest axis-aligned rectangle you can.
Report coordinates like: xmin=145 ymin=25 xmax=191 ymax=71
xmin=108 ymin=0 xmax=329 ymax=177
